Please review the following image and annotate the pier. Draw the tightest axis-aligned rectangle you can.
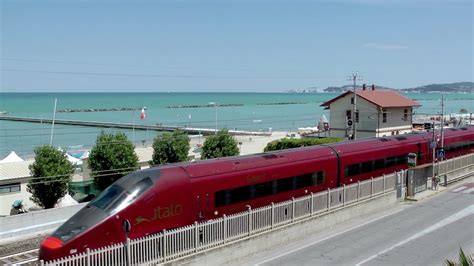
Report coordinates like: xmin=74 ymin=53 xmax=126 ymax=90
xmin=0 ymin=116 xmax=271 ymax=136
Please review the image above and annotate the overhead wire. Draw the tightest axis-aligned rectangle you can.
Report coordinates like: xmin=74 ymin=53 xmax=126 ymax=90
xmin=2 ymin=68 xmax=343 ymax=80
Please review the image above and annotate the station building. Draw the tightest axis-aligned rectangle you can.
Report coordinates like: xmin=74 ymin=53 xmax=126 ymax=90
xmin=320 ymin=85 xmax=421 ymax=139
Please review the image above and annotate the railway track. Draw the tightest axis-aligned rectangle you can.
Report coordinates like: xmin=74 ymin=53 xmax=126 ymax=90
xmin=0 ymin=249 xmax=39 ymax=265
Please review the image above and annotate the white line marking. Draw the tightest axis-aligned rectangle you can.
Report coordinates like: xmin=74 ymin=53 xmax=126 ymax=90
xmin=0 ymin=220 xmax=65 ymax=237
xmin=356 ymin=205 xmax=474 ymax=266
xmin=463 ymin=188 xmax=474 ymax=194
xmin=452 ymin=186 xmax=467 ymax=192
xmin=254 ymin=208 xmax=405 ymax=266
xmin=0 ymin=249 xmax=38 ymax=260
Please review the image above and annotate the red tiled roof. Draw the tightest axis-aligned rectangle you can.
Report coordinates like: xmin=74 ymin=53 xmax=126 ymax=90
xmin=320 ymin=89 xmax=421 ymax=108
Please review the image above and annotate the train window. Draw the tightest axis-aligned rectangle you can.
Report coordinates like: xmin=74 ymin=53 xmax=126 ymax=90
xmin=374 ymin=159 xmax=384 ymax=170
xmin=396 ymin=154 xmax=407 ymax=165
xmin=276 ymin=177 xmax=294 ymax=193
xmin=295 ymin=174 xmax=312 ymax=189
xmin=215 ymin=191 xmax=227 ymax=207
xmin=316 ymin=171 xmax=325 ymax=185
xmin=91 ymin=185 xmax=124 ymax=210
xmin=346 ymin=164 xmax=360 ymax=177
xmin=109 ymin=177 xmax=154 ymax=214
xmin=229 ymin=186 xmax=251 ymax=204
xmin=215 ymin=171 xmax=326 ymax=208
xmin=253 ymin=181 xmax=273 ymax=198
xmin=385 ymin=157 xmax=396 ymax=167
xmin=361 ymin=161 xmax=373 ymax=173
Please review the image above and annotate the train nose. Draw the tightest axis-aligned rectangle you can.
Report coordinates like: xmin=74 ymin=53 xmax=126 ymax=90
xmin=39 ymin=236 xmax=64 ymax=261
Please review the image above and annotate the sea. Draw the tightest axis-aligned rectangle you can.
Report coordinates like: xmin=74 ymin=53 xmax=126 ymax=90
xmin=1 ymin=92 xmax=473 ymax=159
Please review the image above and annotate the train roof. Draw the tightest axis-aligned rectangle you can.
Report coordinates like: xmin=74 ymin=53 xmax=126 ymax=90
xmin=147 ymin=126 xmax=473 ymax=179
xmin=181 ymin=145 xmax=334 ymax=179
xmin=328 ymin=132 xmax=430 ymax=155
xmin=329 ymin=126 xmax=473 ymax=155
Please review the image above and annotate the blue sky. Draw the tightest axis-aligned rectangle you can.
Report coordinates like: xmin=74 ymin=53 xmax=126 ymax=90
xmin=1 ymin=0 xmax=472 ymax=92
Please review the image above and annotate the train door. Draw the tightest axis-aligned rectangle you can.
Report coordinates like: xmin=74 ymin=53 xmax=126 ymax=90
xmin=196 ymin=193 xmax=210 ymax=221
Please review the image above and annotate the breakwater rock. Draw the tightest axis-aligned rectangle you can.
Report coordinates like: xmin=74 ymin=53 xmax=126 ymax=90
xmin=58 ymin=107 xmax=141 ymax=113
xmin=166 ymin=103 xmax=243 ymax=109
xmin=257 ymin=102 xmax=307 ymax=105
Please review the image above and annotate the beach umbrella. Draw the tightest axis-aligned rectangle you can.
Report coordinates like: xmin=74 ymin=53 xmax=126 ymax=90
xmin=80 ymin=151 xmax=90 ymax=159
xmin=66 ymin=153 xmax=82 ymax=165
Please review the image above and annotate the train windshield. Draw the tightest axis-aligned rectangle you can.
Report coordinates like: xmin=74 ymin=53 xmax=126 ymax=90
xmin=91 ymin=177 xmax=153 ymax=214
xmin=91 ymin=184 xmax=123 ymax=210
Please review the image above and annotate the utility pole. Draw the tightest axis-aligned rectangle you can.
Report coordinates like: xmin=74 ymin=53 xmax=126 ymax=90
xmin=440 ymin=94 xmax=444 ymax=149
xmin=347 ymin=73 xmax=363 ymax=140
xmin=50 ymin=98 xmax=57 ymax=145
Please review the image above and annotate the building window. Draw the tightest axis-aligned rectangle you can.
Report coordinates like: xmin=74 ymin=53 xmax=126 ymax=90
xmin=351 ymin=97 xmax=354 ymax=104
xmin=355 ymin=111 xmax=359 ymax=123
xmin=404 ymin=109 xmax=408 ymax=121
xmin=0 ymin=183 xmax=21 ymax=194
xmin=382 ymin=112 xmax=387 ymax=123
xmin=346 ymin=110 xmax=352 ymax=120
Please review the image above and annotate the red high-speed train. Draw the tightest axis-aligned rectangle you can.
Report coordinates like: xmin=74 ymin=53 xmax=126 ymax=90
xmin=39 ymin=126 xmax=474 ymax=261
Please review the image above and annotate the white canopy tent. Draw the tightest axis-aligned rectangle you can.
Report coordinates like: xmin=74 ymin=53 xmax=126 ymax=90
xmin=55 ymin=194 xmax=78 ymax=208
xmin=0 ymin=151 xmax=24 ymax=164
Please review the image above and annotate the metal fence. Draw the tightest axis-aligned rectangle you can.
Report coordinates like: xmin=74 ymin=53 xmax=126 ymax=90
xmin=437 ymin=153 xmax=474 ymax=182
xmin=406 ymin=153 xmax=473 ymax=196
xmin=41 ymin=173 xmax=398 ymax=266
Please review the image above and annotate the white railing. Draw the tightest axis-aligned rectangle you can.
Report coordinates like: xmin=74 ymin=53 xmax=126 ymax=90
xmin=42 ymin=173 xmax=398 ymax=266
xmin=437 ymin=153 xmax=474 ymax=182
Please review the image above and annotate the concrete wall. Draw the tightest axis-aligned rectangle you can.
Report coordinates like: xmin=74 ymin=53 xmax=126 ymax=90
xmin=0 ymin=202 xmax=86 ymax=244
xmin=170 ymin=190 xmax=397 ymax=266
xmin=376 ymin=107 xmax=412 ymax=137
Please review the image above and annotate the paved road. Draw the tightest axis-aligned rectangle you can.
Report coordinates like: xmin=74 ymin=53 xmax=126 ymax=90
xmin=238 ymin=180 xmax=474 ymax=266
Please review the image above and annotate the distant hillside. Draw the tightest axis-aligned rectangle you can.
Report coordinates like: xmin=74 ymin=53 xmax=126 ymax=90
xmin=322 ymin=82 xmax=473 ymax=93
xmin=401 ymin=82 xmax=473 ymax=93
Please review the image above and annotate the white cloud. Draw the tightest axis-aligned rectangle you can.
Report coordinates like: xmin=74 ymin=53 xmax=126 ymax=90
xmin=363 ymin=42 xmax=408 ymax=51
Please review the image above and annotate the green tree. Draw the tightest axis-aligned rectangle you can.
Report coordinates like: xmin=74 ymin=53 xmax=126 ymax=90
xmin=88 ymin=131 xmax=139 ymax=191
xmin=264 ymin=137 xmax=342 ymax=152
xmin=201 ymin=129 xmax=239 ymax=159
xmin=151 ymin=129 xmax=190 ymax=165
xmin=459 ymin=108 xmax=469 ymax=114
xmin=27 ymin=145 xmax=74 ymax=209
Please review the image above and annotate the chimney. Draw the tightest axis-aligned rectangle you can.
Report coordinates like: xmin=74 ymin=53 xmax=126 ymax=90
xmin=371 ymin=84 xmax=375 ymax=91
xmin=362 ymin=84 xmax=366 ymax=90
